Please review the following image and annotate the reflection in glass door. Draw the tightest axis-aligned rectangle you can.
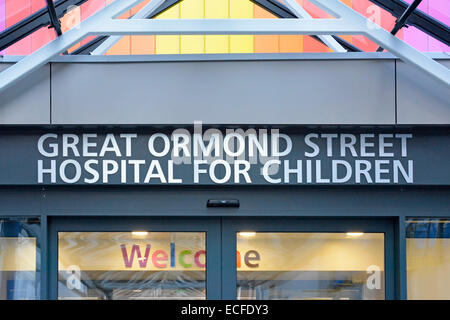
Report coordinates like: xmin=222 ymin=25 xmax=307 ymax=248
xmin=58 ymin=232 xmax=206 ymax=300
xmin=236 ymin=232 xmax=385 ymax=300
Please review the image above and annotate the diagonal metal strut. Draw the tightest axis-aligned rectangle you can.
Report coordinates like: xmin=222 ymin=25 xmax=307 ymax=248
xmin=376 ymin=0 xmax=422 ymax=52
xmin=369 ymin=0 xmax=450 ymax=46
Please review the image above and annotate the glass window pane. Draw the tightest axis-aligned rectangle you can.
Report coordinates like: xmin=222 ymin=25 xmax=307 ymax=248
xmin=0 ymin=217 xmax=41 ymax=300
xmin=237 ymin=232 xmax=385 ymax=300
xmin=406 ymin=218 xmax=450 ymax=300
xmin=58 ymin=232 xmax=205 ymax=300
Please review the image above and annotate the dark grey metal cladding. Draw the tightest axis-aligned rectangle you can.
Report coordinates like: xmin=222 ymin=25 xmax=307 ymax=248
xmin=0 ymin=63 xmax=50 ymax=124
xmin=0 ymin=128 xmax=448 ymax=185
xmin=0 ymin=185 xmax=449 ymax=217
xmin=397 ymin=60 xmax=450 ymax=124
xmin=50 ymin=59 xmax=396 ymax=124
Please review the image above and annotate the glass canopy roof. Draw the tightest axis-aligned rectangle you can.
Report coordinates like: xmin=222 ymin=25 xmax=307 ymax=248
xmin=0 ymin=0 xmax=448 ymax=56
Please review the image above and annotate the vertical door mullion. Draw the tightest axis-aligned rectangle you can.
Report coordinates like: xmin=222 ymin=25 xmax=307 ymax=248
xmin=48 ymin=217 xmax=58 ymax=300
xmin=384 ymin=222 xmax=396 ymax=300
xmin=206 ymin=218 xmax=221 ymax=299
xmin=221 ymin=218 xmax=237 ymax=299
xmin=395 ymin=217 xmax=407 ymax=300
xmin=40 ymin=214 xmax=48 ymax=300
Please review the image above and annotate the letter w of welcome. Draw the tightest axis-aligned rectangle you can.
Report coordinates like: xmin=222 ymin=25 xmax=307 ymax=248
xmin=121 ymin=244 xmax=151 ymax=268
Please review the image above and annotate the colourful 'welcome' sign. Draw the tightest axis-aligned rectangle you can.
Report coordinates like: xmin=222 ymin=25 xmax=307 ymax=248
xmin=120 ymin=243 xmax=260 ymax=269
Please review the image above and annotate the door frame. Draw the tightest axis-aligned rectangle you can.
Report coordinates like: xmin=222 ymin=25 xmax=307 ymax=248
xmin=48 ymin=216 xmax=396 ymax=300
xmin=48 ymin=216 xmax=221 ymax=300
xmin=221 ymin=217 xmax=396 ymax=300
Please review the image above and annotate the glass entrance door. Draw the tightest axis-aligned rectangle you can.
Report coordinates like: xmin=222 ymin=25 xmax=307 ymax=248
xmin=49 ymin=217 xmax=395 ymax=300
xmin=48 ymin=217 xmax=221 ymax=300
xmin=222 ymin=218 xmax=395 ymax=300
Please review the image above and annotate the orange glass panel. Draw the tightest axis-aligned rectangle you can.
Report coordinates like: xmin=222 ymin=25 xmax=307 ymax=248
xmin=279 ymin=35 xmax=302 ymax=53
xmin=340 ymin=0 xmax=353 ymax=44
xmin=131 ymin=36 xmax=155 ymax=54
xmin=129 ymin=0 xmax=155 ymax=54
xmin=301 ymin=0 xmax=331 ymax=52
xmin=303 ymin=36 xmax=330 ymax=53
xmin=254 ymin=5 xmax=279 ymax=53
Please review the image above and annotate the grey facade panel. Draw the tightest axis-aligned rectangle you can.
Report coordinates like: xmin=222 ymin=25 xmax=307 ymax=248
xmin=397 ymin=60 xmax=450 ymax=125
xmin=50 ymin=60 xmax=396 ymax=125
xmin=0 ymin=64 xmax=50 ymax=125
xmin=1 ymin=186 xmax=449 ymax=217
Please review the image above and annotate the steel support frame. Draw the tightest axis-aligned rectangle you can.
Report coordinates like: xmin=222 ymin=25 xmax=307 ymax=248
xmin=369 ymin=0 xmax=450 ymax=46
xmin=0 ymin=0 xmax=88 ymax=51
xmin=91 ymin=0 xmax=167 ymax=55
xmin=251 ymin=0 xmax=361 ymax=52
xmin=376 ymin=0 xmax=422 ymax=52
xmin=91 ymin=0 xmax=345 ymax=54
xmin=45 ymin=0 xmax=63 ymax=36
xmin=283 ymin=0 xmax=345 ymax=52
xmin=84 ymin=0 xmax=356 ymax=55
xmin=0 ymin=0 xmax=449 ymax=94
xmin=72 ymin=0 xmax=362 ymax=55
xmin=71 ymin=0 xmax=182 ymax=55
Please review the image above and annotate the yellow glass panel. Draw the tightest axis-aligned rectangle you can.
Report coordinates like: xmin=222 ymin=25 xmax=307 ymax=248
xmin=229 ymin=0 xmax=254 ymax=53
xmin=406 ymin=219 xmax=450 ymax=300
xmin=0 ymin=238 xmax=36 ymax=271
xmin=155 ymin=3 xmax=180 ymax=54
xmin=407 ymin=238 xmax=450 ymax=299
xmin=180 ymin=0 xmax=205 ymax=54
xmin=205 ymin=0 xmax=229 ymax=53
